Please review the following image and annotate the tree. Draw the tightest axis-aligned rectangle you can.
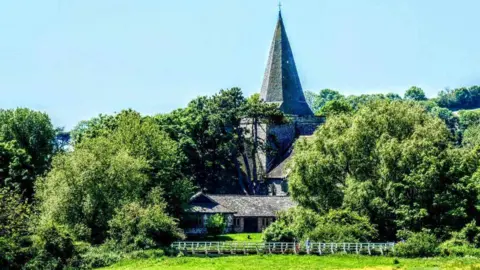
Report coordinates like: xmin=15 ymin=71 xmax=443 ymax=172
xmin=205 ymin=214 xmax=226 ymax=236
xmin=156 ymin=88 xmax=284 ymax=195
xmin=305 ymin=89 xmax=344 ymax=114
xmin=289 ymin=100 xmax=480 ymax=240
xmin=404 ymin=86 xmax=427 ymax=101
xmin=107 ymin=201 xmax=184 ymax=250
xmin=0 ymin=187 xmax=33 ymax=268
xmin=318 ymin=99 xmax=353 ymax=116
xmin=242 ymin=93 xmax=285 ymax=192
xmin=0 ymin=108 xmax=57 ymax=199
xmin=156 ymin=88 xmax=246 ymax=194
xmin=36 ymin=110 xmax=193 ymax=244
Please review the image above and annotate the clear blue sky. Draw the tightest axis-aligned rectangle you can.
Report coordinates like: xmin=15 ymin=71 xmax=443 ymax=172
xmin=1 ymin=1 xmax=480 ymax=129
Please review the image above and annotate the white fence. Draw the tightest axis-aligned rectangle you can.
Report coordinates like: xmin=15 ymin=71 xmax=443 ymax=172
xmin=171 ymin=241 xmax=395 ymax=255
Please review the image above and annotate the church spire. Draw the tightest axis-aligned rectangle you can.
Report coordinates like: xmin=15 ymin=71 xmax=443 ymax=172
xmin=260 ymin=8 xmax=313 ymax=116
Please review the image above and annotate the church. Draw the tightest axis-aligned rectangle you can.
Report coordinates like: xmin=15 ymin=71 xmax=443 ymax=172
xmin=184 ymin=9 xmax=323 ymax=234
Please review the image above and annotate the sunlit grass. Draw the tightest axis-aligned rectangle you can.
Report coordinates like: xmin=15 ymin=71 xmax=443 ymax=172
xmin=101 ymin=254 xmax=480 ymax=270
xmin=186 ymin=233 xmax=263 ymax=242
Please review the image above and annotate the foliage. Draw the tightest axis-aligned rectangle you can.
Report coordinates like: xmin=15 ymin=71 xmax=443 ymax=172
xmin=156 ymin=88 xmax=284 ymax=194
xmin=108 ymin=202 xmax=184 ymax=251
xmin=309 ymin=209 xmax=377 ymax=242
xmin=463 ymin=124 xmax=480 ymax=147
xmin=438 ymin=238 xmax=480 ymax=257
xmin=205 ymin=214 xmax=226 ymax=237
xmin=28 ymin=222 xmax=77 ymax=269
xmin=404 ymin=86 xmax=427 ymax=101
xmin=394 ymin=231 xmax=438 ymax=258
xmin=437 ymin=85 xmax=480 ymax=110
xmin=0 ymin=108 xmax=57 ymax=198
xmin=37 ymin=110 xmax=192 ymax=245
xmin=318 ymin=99 xmax=353 ymax=116
xmin=305 ymin=89 xmax=344 ymax=114
xmin=289 ymin=100 xmax=480 ymax=240
xmin=263 ymin=208 xmax=376 ymax=242
xmin=262 ymin=222 xmax=296 ymax=242
xmin=0 ymin=187 xmax=33 ymax=269
xmin=458 ymin=109 xmax=480 ymax=130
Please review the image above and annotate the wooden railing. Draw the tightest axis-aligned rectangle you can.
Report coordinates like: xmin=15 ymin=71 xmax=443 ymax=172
xmin=171 ymin=241 xmax=395 ymax=255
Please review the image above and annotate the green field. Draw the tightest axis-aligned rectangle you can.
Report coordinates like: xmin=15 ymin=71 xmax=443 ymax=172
xmin=186 ymin=233 xmax=263 ymax=242
xmin=101 ymin=255 xmax=480 ymax=270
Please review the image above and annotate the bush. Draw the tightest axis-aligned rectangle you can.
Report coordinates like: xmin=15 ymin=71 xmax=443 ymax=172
xmin=205 ymin=214 xmax=226 ymax=236
xmin=73 ymin=245 xmax=124 ymax=269
xmin=458 ymin=220 xmax=480 ymax=247
xmin=0 ymin=236 xmax=33 ymax=269
xmin=262 ymin=222 xmax=296 ymax=242
xmin=24 ymin=223 xmax=78 ymax=269
xmin=308 ymin=209 xmax=377 ymax=242
xmin=264 ymin=207 xmax=377 ymax=242
xmin=108 ymin=202 xmax=184 ymax=251
xmin=438 ymin=238 xmax=480 ymax=257
xmin=395 ymin=231 xmax=438 ymax=258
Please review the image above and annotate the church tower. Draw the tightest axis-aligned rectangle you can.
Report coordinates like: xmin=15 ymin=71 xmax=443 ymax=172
xmin=252 ymin=8 xmax=323 ymax=195
xmin=260 ymin=10 xmax=313 ymax=116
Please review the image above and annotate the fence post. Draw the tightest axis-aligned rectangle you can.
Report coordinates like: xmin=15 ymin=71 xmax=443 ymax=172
xmin=368 ymin=243 xmax=371 ymax=255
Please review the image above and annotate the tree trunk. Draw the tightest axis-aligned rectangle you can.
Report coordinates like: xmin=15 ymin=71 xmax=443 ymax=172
xmin=252 ymin=119 xmax=259 ymax=187
xmin=233 ymin=155 xmax=248 ymax=195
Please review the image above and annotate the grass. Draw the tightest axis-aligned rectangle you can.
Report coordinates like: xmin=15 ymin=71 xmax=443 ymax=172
xmin=100 ymin=255 xmax=480 ymax=270
xmin=186 ymin=233 xmax=263 ymax=242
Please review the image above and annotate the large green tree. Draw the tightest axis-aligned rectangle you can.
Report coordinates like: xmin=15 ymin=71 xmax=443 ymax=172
xmin=156 ymin=88 xmax=283 ymax=194
xmin=37 ymin=110 xmax=193 ymax=243
xmin=289 ymin=100 xmax=480 ymax=240
xmin=0 ymin=108 xmax=57 ymax=198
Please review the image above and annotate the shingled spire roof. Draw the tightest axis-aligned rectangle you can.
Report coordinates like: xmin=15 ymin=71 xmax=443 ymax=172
xmin=260 ymin=10 xmax=313 ymax=116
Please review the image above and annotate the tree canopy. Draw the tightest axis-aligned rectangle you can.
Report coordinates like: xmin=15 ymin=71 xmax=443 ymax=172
xmin=289 ymin=100 xmax=480 ymax=240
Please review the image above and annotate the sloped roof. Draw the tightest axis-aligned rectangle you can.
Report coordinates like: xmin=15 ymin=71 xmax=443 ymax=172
xmin=266 ymin=153 xmax=292 ymax=179
xmin=260 ymin=11 xmax=313 ymax=116
xmin=266 ymin=135 xmax=313 ymax=178
xmin=187 ymin=193 xmax=295 ymax=217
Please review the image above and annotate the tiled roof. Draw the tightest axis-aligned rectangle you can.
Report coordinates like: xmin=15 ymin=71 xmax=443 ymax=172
xmin=187 ymin=193 xmax=295 ymax=217
xmin=260 ymin=11 xmax=313 ymax=116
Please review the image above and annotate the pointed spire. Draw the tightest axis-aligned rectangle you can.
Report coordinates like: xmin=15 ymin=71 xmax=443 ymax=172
xmin=260 ymin=8 xmax=313 ymax=116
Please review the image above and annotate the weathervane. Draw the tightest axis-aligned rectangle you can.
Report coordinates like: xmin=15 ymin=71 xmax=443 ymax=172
xmin=278 ymin=1 xmax=282 ymax=12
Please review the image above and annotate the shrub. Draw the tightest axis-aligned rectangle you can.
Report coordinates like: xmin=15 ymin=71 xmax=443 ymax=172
xmin=25 ymin=223 xmax=77 ymax=269
xmin=458 ymin=220 xmax=480 ymax=247
xmin=395 ymin=231 xmax=438 ymax=258
xmin=0 ymin=236 xmax=33 ymax=269
xmin=438 ymin=238 xmax=480 ymax=257
xmin=262 ymin=222 xmax=296 ymax=242
xmin=74 ymin=245 xmax=124 ymax=269
xmin=108 ymin=202 xmax=184 ymax=251
xmin=265 ymin=207 xmax=377 ymax=242
xmin=308 ymin=209 xmax=377 ymax=242
xmin=205 ymin=214 xmax=226 ymax=236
